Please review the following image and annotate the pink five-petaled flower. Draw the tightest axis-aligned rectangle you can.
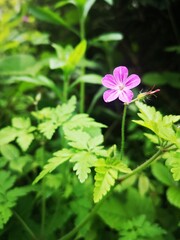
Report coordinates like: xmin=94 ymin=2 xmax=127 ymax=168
xmin=102 ymin=66 xmax=141 ymax=103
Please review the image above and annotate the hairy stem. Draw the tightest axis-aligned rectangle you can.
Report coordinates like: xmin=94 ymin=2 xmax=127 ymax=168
xmin=14 ymin=211 xmax=38 ymax=240
xmin=120 ymin=104 xmax=127 ymax=160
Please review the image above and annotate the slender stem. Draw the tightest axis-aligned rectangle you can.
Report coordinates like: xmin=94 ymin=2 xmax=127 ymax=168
xmin=41 ymin=180 xmax=46 ymax=237
xmin=59 ymin=199 xmax=104 ymax=240
xmin=63 ymin=71 xmax=69 ymax=102
xmin=58 ymin=144 xmax=172 ymax=240
xmin=80 ymin=81 xmax=85 ymax=113
xmin=14 ymin=211 xmax=38 ymax=240
xmin=120 ymin=104 xmax=127 ymax=160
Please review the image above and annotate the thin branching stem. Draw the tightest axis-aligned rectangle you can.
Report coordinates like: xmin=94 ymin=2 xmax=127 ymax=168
xmin=120 ymin=104 xmax=127 ymax=160
xmin=14 ymin=211 xmax=38 ymax=240
xmin=59 ymin=144 xmax=173 ymax=240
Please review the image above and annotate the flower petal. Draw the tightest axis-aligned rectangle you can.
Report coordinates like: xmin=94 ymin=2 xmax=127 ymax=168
xmin=124 ymin=74 xmax=141 ymax=89
xmin=118 ymin=89 xmax=134 ymax=103
xmin=102 ymin=74 xmax=117 ymax=89
xmin=113 ymin=66 xmax=128 ymax=84
xmin=103 ymin=89 xmax=119 ymax=102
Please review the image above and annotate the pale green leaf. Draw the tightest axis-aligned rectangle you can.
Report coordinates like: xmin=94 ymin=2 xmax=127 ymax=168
xmin=16 ymin=133 xmax=34 ymax=151
xmin=66 ymin=40 xmax=87 ymax=71
xmin=144 ymin=133 xmax=159 ymax=144
xmin=151 ymin=162 xmax=174 ymax=186
xmin=0 ymin=54 xmax=36 ymax=75
xmin=167 ymin=186 xmax=180 ymax=208
xmin=64 ymin=129 xmax=90 ymax=150
xmin=92 ymin=32 xmax=123 ymax=42
xmin=0 ymin=144 xmax=20 ymax=161
xmin=72 ymin=74 xmax=102 ymax=86
xmin=134 ymin=101 xmax=179 ymax=145
xmin=0 ymin=127 xmax=17 ymax=146
xmin=165 ymin=151 xmax=180 ymax=181
xmin=63 ymin=113 xmax=106 ymax=130
xmin=33 ymin=149 xmax=73 ymax=184
xmin=12 ymin=117 xmax=31 ymax=129
xmin=138 ymin=174 xmax=150 ymax=196
xmin=70 ymin=151 xmax=97 ymax=182
xmin=38 ymin=121 xmax=57 ymax=139
xmin=93 ymin=158 xmax=126 ymax=203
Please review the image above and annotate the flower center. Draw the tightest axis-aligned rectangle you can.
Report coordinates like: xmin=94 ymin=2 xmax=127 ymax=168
xmin=118 ymin=84 xmax=125 ymax=91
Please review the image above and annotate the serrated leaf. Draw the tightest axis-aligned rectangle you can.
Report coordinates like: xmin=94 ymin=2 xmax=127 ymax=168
xmin=165 ymin=151 xmax=180 ymax=181
xmin=167 ymin=186 xmax=180 ymax=208
xmin=36 ymin=96 xmax=76 ymax=139
xmin=151 ymin=162 xmax=174 ymax=186
xmin=16 ymin=133 xmax=34 ymax=151
xmin=93 ymin=158 xmax=130 ymax=203
xmin=70 ymin=151 xmax=97 ymax=182
xmin=133 ymin=101 xmax=180 ymax=145
xmin=12 ymin=117 xmax=31 ymax=129
xmin=64 ymin=113 xmax=106 ymax=130
xmin=64 ymin=129 xmax=90 ymax=150
xmin=0 ymin=144 xmax=20 ymax=161
xmin=33 ymin=149 xmax=73 ymax=184
xmin=0 ymin=127 xmax=17 ymax=146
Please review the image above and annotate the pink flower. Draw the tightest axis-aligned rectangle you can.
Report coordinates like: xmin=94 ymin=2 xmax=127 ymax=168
xmin=102 ymin=66 xmax=141 ymax=103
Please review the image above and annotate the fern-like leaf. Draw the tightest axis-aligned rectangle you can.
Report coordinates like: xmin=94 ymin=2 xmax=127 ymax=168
xmin=33 ymin=149 xmax=73 ymax=184
xmin=93 ymin=159 xmax=131 ymax=203
xmin=70 ymin=151 xmax=97 ymax=183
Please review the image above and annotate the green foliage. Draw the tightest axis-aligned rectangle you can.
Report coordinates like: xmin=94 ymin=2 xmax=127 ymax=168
xmin=165 ymin=150 xmax=180 ymax=181
xmin=133 ymin=101 xmax=180 ymax=147
xmin=33 ymin=96 xmax=76 ymax=139
xmin=0 ymin=171 xmax=31 ymax=229
xmin=118 ymin=214 xmax=166 ymax=240
xmin=94 ymin=158 xmax=131 ymax=203
xmin=0 ymin=117 xmax=35 ymax=151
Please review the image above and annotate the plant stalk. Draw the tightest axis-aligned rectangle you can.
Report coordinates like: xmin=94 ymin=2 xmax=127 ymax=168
xmin=120 ymin=104 xmax=127 ymax=160
xmin=14 ymin=211 xmax=38 ymax=240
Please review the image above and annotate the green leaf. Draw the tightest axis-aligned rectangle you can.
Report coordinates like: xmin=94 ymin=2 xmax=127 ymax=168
xmin=12 ymin=117 xmax=31 ymax=129
xmin=165 ymin=151 xmax=180 ymax=181
xmin=93 ymin=159 xmax=131 ymax=203
xmin=64 ymin=129 xmax=90 ymax=150
xmin=144 ymin=133 xmax=159 ymax=144
xmin=29 ymin=6 xmax=77 ymax=34
xmin=167 ymin=186 xmax=180 ymax=208
xmin=142 ymin=71 xmax=180 ymax=88
xmin=70 ymin=151 xmax=97 ymax=182
xmin=6 ymin=75 xmax=56 ymax=89
xmin=0 ymin=127 xmax=17 ymax=146
xmin=151 ymin=162 xmax=174 ymax=186
xmin=66 ymin=40 xmax=87 ymax=72
xmin=142 ymin=72 xmax=167 ymax=86
xmin=0 ymin=144 xmax=20 ymax=161
xmin=0 ymin=54 xmax=36 ymax=76
xmin=82 ymin=0 xmax=96 ymax=19
xmin=92 ymin=32 xmax=123 ymax=42
xmin=138 ymin=174 xmax=150 ymax=196
xmin=63 ymin=113 xmax=106 ymax=130
xmin=133 ymin=101 xmax=180 ymax=145
xmin=16 ymin=133 xmax=34 ymax=152
xmin=35 ymin=96 xmax=76 ymax=139
xmin=72 ymin=74 xmax=102 ymax=87
xmin=0 ymin=171 xmax=31 ymax=229
xmin=119 ymin=215 xmax=166 ymax=239
xmin=33 ymin=149 xmax=73 ymax=184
